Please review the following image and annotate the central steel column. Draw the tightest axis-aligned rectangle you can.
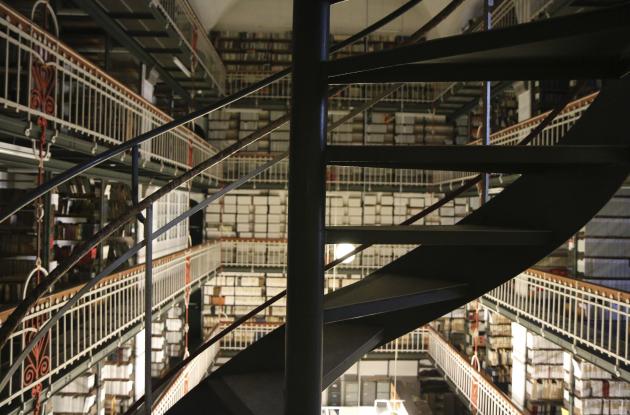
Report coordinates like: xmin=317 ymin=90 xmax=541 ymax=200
xmin=285 ymin=0 xmax=329 ymax=413
xmin=481 ymin=0 xmax=493 ymax=204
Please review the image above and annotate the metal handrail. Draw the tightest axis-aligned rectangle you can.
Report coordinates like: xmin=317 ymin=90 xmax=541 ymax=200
xmin=120 ymin=77 xmax=589 ymax=414
xmin=427 ymin=326 xmax=522 ymax=415
xmin=0 ymin=0 xmax=584 ymax=410
xmin=483 ymin=269 xmax=630 ymax=370
xmin=0 ymin=0 xmax=427 ymax=224
xmin=0 ymin=2 xmax=454 ymax=411
xmin=0 ymin=242 xmax=220 ymax=408
xmin=0 ymin=3 xmax=218 ymax=180
xmin=0 ymin=0 xmax=437 ymax=352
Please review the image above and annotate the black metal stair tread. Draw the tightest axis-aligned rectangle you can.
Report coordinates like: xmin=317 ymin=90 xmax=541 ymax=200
xmin=325 ymin=145 xmax=630 ymax=172
xmin=323 ymin=273 xmax=470 ymax=322
xmin=325 ymin=224 xmax=552 ymax=245
xmin=327 ymin=4 xmax=630 ymax=81
xmin=177 ymin=323 xmax=385 ymax=415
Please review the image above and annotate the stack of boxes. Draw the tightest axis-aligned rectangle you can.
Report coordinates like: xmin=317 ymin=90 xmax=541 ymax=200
xmin=267 ymin=194 xmax=286 ymax=239
xmin=165 ymin=305 xmax=184 ymax=358
xmin=204 ymin=272 xmax=267 ymax=318
xmin=365 ymin=112 xmax=391 ymax=145
xmin=207 ymin=110 xmax=236 ymax=149
xmin=564 ymin=355 xmax=629 ymax=415
xmin=269 ymin=111 xmax=290 ymax=152
xmin=512 ymin=323 xmax=563 ymax=414
xmin=379 ymin=195 xmax=394 ymax=225
xmin=434 ymin=307 xmax=467 ymax=348
xmin=151 ymin=321 xmax=167 ymax=378
xmin=238 ymin=112 xmax=263 ymax=151
xmin=205 ymin=192 xmax=289 ymax=240
xmin=329 ymin=112 xmax=357 ymax=144
xmin=236 ymin=195 xmax=253 ymax=238
xmin=102 ymin=346 xmax=134 ymax=415
xmin=52 ymin=372 xmax=103 ymax=415
xmin=394 ymin=113 xmax=415 ymax=145
xmin=266 ymin=272 xmax=286 ymax=320
xmin=485 ymin=311 xmax=513 ymax=392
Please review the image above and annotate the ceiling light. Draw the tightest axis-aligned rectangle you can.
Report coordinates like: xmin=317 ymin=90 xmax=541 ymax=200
xmin=173 ymin=57 xmax=191 ymax=78
xmin=334 ymin=243 xmax=356 ymax=264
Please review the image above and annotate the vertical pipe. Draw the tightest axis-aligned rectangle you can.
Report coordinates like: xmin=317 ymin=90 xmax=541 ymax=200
xmin=285 ymin=0 xmax=329 ymax=413
xmin=132 ymin=145 xmax=140 ymax=207
xmin=144 ymin=204 xmax=153 ymax=415
xmin=99 ymin=179 xmax=108 ymax=272
xmin=481 ymin=0 xmax=493 ymax=204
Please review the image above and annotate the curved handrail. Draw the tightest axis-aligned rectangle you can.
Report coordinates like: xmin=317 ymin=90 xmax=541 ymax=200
xmin=0 ymin=0 xmax=436 ymax=354
xmin=0 ymin=0 xmax=457 ymax=356
xmin=0 ymin=75 xmax=405 ymax=396
xmin=121 ymin=76 xmax=589 ymax=415
xmin=0 ymin=0 xmax=426 ymax=224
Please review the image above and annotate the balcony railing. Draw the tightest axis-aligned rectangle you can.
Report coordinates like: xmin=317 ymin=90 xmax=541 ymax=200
xmin=218 ymin=238 xmax=630 ymax=376
xmin=427 ymin=327 xmax=522 ymax=415
xmin=0 ymin=3 xmax=220 ymax=180
xmin=220 ymin=238 xmax=415 ymax=275
xmin=226 ymin=73 xmax=451 ymax=105
xmin=216 ymin=323 xmax=521 ymax=415
xmin=0 ymin=243 xmax=220 ymax=409
xmin=218 ymin=321 xmax=428 ymax=354
xmin=483 ymin=268 xmax=630 ymax=371
xmin=220 ymin=91 xmax=598 ymax=190
xmin=152 ymin=325 xmax=221 ymax=415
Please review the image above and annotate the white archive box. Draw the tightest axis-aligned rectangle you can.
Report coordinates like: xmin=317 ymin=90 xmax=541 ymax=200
xmin=52 ymin=394 xmax=96 ymax=414
xmin=165 ymin=331 xmax=183 ymax=344
xmin=101 ymin=362 xmax=133 ymax=379
xmin=409 ymin=197 xmax=425 ymax=208
xmin=380 ymin=195 xmax=394 ymax=205
xmin=104 ymin=380 xmax=134 ymax=396
xmin=60 ymin=373 xmax=95 ymax=393
xmin=165 ymin=318 xmax=183 ymax=331
xmin=364 ymin=195 xmax=377 ymax=205
xmin=253 ymin=196 xmax=267 ymax=205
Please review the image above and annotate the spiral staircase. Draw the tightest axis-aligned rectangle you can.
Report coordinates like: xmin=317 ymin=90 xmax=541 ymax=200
xmin=1 ymin=2 xmax=630 ymax=415
xmin=164 ymin=4 xmax=630 ymax=415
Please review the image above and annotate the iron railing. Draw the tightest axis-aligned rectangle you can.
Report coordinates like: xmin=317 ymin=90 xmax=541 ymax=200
xmin=483 ymin=269 xmax=630 ymax=371
xmin=221 ymin=91 xmax=597 ymax=189
xmin=220 ymin=238 xmax=415 ymax=275
xmin=226 ymin=72 xmax=451 ymax=104
xmin=151 ymin=326 xmax=221 ymax=415
xmin=0 ymin=243 xmax=220 ymax=409
xmin=218 ymin=321 xmax=428 ymax=354
xmin=427 ymin=327 xmax=522 ymax=415
xmin=0 ymin=3 xmax=220 ymax=180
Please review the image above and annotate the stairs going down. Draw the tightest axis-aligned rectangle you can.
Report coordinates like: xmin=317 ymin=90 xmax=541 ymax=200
xmin=167 ymin=7 xmax=630 ymax=415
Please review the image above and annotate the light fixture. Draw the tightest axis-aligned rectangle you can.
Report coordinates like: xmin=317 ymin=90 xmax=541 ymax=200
xmin=172 ymin=56 xmax=191 ymax=78
xmin=334 ymin=243 xmax=356 ymax=264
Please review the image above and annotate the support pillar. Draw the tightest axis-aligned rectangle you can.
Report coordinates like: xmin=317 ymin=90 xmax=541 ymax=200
xmin=481 ymin=0 xmax=493 ymax=204
xmin=285 ymin=0 xmax=330 ymax=413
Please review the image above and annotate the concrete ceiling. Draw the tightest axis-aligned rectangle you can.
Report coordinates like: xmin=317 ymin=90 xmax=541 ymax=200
xmin=189 ymin=0 xmax=483 ymax=39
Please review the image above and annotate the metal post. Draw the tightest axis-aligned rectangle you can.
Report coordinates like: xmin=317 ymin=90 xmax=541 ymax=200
xmin=132 ymin=145 xmax=140 ymax=207
xmin=481 ymin=0 xmax=493 ymax=204
xmin=144 ymin=204 xmax=153 ymax=415
xmin=285 ymin=0 xmax=329 ymax=413
xmin=41 ymin=172 xmax=52 ymax=269
xmin=99 ymin=179 xmax=107 ymax=272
